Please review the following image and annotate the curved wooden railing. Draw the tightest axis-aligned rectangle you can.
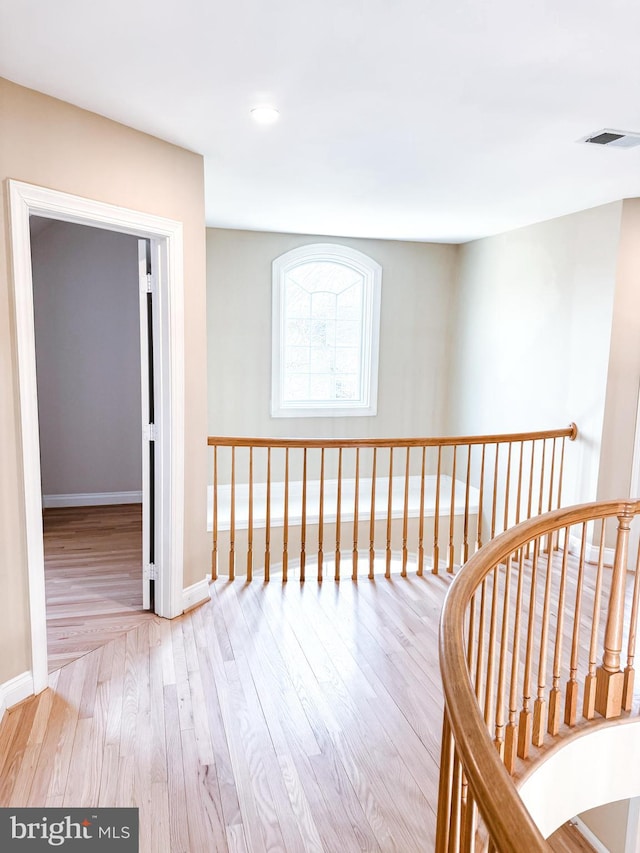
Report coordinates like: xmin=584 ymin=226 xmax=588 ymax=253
xmin=438 ymin=499 xmax=640 ymax=851
xmin=208 ymin=424 xmax=577 ymax=581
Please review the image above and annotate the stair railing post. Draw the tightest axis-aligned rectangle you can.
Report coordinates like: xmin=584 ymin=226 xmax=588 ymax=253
xmin=595 ymin=508 xmax=633 ymax=718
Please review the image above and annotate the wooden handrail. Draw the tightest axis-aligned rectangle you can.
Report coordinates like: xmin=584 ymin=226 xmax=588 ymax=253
xmin=208 ymin=425 xmax=578 ymax=583
xmin=208 ymin=424 xmax=577 ymax=449
xmin=438 ymin=499 xmax=640 ymax=851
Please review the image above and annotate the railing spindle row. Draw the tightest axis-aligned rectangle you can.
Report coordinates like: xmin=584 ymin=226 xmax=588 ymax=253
xmin=439 ymin=500 xmax=640 ymax=851
xmin=208 ymin=425 xmax=577 ymax=583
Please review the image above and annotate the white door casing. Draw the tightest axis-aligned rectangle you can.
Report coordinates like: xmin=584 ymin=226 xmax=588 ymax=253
xmin=8 ymin=179 xmax=185 ymax=694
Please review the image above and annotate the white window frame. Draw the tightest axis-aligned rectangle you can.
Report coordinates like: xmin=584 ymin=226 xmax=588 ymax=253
xmin=271 ymin=243 xmax=382 ymax=418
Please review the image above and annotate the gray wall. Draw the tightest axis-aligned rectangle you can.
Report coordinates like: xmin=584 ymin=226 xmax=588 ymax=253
xmin=207 ymin=228 xmax=458 ymax=441
xmin=31 ymin=218 xmax=142 ymax=499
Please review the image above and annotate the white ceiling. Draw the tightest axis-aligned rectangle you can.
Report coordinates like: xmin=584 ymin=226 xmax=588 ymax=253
xmin=2 ymin=0 xmax=640 ymax=243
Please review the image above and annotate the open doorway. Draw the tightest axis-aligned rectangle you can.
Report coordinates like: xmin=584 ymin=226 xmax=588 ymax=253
xmin=30 ymin=217 xmax=155 ymax=671
xmin=9 ymin=180 xmax=186 ymax=696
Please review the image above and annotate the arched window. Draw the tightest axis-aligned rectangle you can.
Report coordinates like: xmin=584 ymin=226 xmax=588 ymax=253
xmin=271 ymin=243 xmax=382 ymax=417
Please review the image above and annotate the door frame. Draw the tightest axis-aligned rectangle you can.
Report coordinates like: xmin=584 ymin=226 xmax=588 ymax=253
xmin=9 ymin=180 xmax=185 ymax=694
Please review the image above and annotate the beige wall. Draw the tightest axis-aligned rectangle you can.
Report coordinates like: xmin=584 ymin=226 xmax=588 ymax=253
xmin=597 ymin=199 xmax=640 ymax=501
xmin=207 ymin=228 xmax=458 ymax=441
xmin=580 ymin=798 xmax=630 ymax=853
xmin=446 ymin=202 xmax=624 ymax=506
xmin=0 ymin=78 xmax=208 ymax=683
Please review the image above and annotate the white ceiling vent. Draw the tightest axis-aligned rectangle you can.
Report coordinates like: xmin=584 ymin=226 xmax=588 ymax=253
xmin=580 ymin=129 xmax=640 ymax=148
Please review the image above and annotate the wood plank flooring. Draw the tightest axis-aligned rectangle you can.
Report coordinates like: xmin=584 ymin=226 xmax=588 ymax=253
xmin=43 ymin=504 xmax=156 ymax=671
xmin=0 ymin=567 xmax=596 ymax=851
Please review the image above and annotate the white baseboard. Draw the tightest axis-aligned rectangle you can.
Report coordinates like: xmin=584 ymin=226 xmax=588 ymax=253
xmin=568 ymin=535 xmax=615 ymax=567
xmin=0 ymin=671 xmax=34 ymax=722
xmin=42 ymin=491 xmax=143 ymax=508
xmin=570 ymin=817 xmax=610 ymax=853
xmin=183 ymin=576 xmax=211 ymax=612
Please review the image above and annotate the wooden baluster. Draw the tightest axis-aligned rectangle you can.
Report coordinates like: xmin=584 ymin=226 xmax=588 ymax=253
xmin=418 ymin=446 xmax=426 ymax=576
xmin=483 ymin=567 xmax=500 ymax=735
xmin=433 ymin=447 xmax=442 ymax=574
xmin=502 ymin=442 xmax=512 ymax=533
xmin=548 ymin=534 xmax=570 ymax=735
xmin=623 ymin=535 xmax=640 ymax=710
xmin=386 ymin=448 xmax=393 ymax=578
xmin=547 ymin=438 xmax=557 ymax=513
xmin=212 ymin=445 xmax=218 ymax=580
xmin=448 ymin=445 xmax=457 ymax=573
xmin=537 ymin=440 xmax=547 ymax=518
xmin=449 ymin=751 xmax=463 ymax=853
xmin=318 ymin=448 xmax=325 ymax=582
xmin=264 ymin=447 xmax=271 ymax=582
xmin=352 ymin=448 xmax=360 ymax=581
xmin=583 ymin=521 xmax=606 ymax=719
xmin=435 ymin=712 xmax=454 ymax=853
xmin=533 ymin=544 xmax=554 ymax=746
xmin=490 ymin=444 xmax=499 ymax=541
xmin=596 ymin=508 xmax=634 ymax=718
xmin=369 ymin=448 xmax=377 ymax=579
xmin=462 ymin=787 xmax=477 ymax=853
xmin=525 ymin=442 xmax=536 ymax=560
xmin=300 ymin=448 xmax=307 ymax=582
xmin=515 ymin=441 xmax=524 ymax=526
xmin=247 ymin=447 xmax=253 ymax=582
xmin=229 ymin=446 xmax=236 ymax=581
xmin=518 ymin=537 xmax=539 ymax=759
xmin=463 ymin=445 xmax=471 ymax=565
xmin=402 ymin=447 xmax=410 ymax=577
xmin=565 ymin=524 xmax=587 ymax=725
xmin=476 ymin=444 xmax=486 ymax=553
xmin=556 ymin=437 xmax=567 ymax=513
xmin=527 ymin=441 xmax=536 ymax=521
xmin=467 ymin=594 xmax=476 ymax=681
xmin=505 ymin=547 xmax=525 ymax=773
xmin=335 ymin=448 xmax=342 ymax=581
xmin=282 ymin=448 xmax=289 ymax=582
xmin=474 ymin=579 xmax=487 ymax=710
xmin=494 ymin=555 xmax=513 ymax=760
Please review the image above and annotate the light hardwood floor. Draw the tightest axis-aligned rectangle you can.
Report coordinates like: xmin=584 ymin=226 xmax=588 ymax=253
xmin=0 ymin=565 xmax=595 ymax=851
xmin=43 ymin=504 xmax=156 ymax=671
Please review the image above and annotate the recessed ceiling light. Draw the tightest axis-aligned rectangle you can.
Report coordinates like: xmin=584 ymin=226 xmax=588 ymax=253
xmin=251 ymin=106 xmax=280 ymax=125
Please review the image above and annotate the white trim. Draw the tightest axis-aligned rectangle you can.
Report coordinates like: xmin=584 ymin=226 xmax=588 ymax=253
xmin=8 ymin=180 xmax=186 ymax=696
xmin=568 ymin=533 xmax=615 ymax=567
xmin=42 ymin=491 xmax=143 ymax=508
xmin=271 ymin=243 xmax=382 ymax=418
xmin=182 ymin=576 xmax=211 ymax=612
xmin=0 ymin=672 xmax=34 ymax=722
xmin=625 ymin=797 xmax=640 ymax=853
xmin=571 ymin=817 xmax=610 ymax=853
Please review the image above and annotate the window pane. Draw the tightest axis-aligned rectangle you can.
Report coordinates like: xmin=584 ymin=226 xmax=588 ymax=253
xmin=335 ymin=320 xmax=360 ymax=347
xmin=309 ymin=348 xmax=332 ymax=374
xmin=309 ymin=375 xmax=332 ymax=400
xmin=335 ymin=376 xmax=358 ymax=399
xmin=336 ymin=281 xmax=363 ymax=320
xmin=334 ymin=347 xmax=360 ymax=374
xmin=289 ymin=261 xmax=361 ymax=294
xmin=284 ymin=281 xmax=311 ymax=318
xmin=283 ymin=374 xmax=309 ymax=402
xmin=311 ymin=291 xmax=337 ymax=320
xmin=285 ymin=346 xmax=310 ymax=372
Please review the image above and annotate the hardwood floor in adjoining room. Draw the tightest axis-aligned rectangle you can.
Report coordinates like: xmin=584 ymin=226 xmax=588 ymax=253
xmin=43 ymin=503 xmax=157 ymax=671
xmin=0 ymin=567 xmax=597 ymax=852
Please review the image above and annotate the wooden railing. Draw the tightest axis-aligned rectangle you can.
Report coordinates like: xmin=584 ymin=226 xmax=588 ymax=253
xmin=437 ymin=499 xmax=640 ymax=851
xmin=208 ymin=424 xmax=576 ymax=582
